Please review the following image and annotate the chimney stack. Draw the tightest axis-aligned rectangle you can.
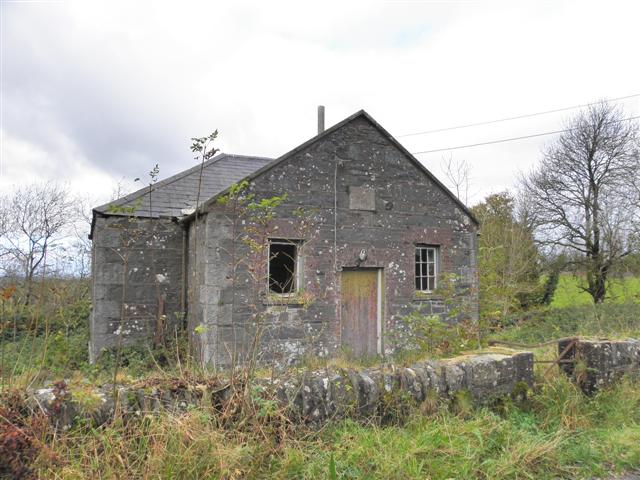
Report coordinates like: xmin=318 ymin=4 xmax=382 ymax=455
xmin=317 ymin=105 xmax=325 ymax=134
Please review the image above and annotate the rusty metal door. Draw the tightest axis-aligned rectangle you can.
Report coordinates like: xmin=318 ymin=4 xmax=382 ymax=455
xmin=341 ymin=269 xmax=382 ymax=357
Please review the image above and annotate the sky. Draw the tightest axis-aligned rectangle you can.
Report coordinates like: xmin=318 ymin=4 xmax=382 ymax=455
xmin=1 ymin=0 xmax=639 ymax=208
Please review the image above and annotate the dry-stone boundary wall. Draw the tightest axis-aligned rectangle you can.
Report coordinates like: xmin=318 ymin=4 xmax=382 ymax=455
xmin=31 ymin=350 xmax=533 ymax=429
xmin=30 ymin=339 xmax=640 ymax=430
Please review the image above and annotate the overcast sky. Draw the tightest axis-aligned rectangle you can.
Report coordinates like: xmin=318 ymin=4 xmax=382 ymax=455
xmin=1 ymin=0 xmax=639 ymax=207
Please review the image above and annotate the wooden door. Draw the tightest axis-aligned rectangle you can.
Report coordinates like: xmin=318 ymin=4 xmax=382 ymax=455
xmin=341 ymin=269 xmax=381 ymax=357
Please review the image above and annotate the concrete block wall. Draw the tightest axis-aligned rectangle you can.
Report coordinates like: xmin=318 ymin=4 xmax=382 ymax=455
xmin=90 ymin=215 xmax=186 ymax=359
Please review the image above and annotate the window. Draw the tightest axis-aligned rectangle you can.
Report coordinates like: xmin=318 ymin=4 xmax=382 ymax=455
xmin=415 ymin=245 xmax=438 ymax=292
xmin=268 ymin=240 xmax=299 ymax=294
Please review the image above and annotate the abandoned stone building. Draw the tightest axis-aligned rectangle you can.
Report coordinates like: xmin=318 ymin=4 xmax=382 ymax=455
xmin=89 ymin=109 xmax=479 ymax=366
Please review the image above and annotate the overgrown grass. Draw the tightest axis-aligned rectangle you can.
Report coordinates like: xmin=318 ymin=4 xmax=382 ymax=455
xmin=495 ymin=302 xmax=640 ymax=345
xmin=1 ymin=278 xmax=194 ymax=388
xmin=277 ymin=377 xmax=640 ymax=479
xmin=1 ymin=279 xmax=95 ymax=393
xmin=3 ymin=334 xmax=197 ymax=391
xmin=14 ymin=374 xmax=638 ymax=479
xmin=3 ymin=278 xmax=640 ymax=478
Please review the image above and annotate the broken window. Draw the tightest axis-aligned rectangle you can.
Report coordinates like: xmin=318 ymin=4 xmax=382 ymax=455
xmin=268 ymin=240 xmax=299 ymax=294
xmin=415 ymin=245 xmax=438 ymax=292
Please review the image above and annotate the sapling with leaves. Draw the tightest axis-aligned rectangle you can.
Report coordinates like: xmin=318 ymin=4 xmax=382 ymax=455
xmin=237 ymin=192 xmax=288 ymax=378
xmin=105 ymin=198 xmax=145 ymax=398
xmin=394 ymin=273 xmax=476 ymax=359
xmin=190 ymin=131 xmax=219 ymax=277
xmin=145 ymin=164 xmax=168 ymax=349
xmin=215 ymin=183 xmax=322 ymax=381
xmin=188 ymin=131 xmax=219 ymax=362
xmin=207 ymin=180 xmax=254 ymax=369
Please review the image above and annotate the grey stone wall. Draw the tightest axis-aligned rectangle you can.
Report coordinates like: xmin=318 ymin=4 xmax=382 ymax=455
xmin=31 ymin=350 xmax=534 ymax=429
xmin=559 ymin=338 xmax=640 ymax=394
xmin=277 ymin=350 xmax=533 ymax=424
xmin=194 ymin=116 xmax=479 ymax=367
xmin=90 ymin=215 xmax=186 ymax=359
xmin=185 ymin=214 xmax=220 ymax=363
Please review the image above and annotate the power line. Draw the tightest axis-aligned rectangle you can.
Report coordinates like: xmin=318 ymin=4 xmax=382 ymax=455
xmin=399 ymin=93 xmax=640 ymax=138
xmin=411 ymin=116 xmax=640 ymax=155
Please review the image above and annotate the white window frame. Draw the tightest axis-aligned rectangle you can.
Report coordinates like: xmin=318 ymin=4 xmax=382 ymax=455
xmin=267 ymin=239 xmax=300 ymax=295
xmin=415 ymin=245 xmax=439 ymax=293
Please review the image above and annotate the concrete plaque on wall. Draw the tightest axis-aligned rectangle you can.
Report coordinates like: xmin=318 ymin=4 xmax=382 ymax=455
xmin=349 ymin=186 xmax=376 ymax=211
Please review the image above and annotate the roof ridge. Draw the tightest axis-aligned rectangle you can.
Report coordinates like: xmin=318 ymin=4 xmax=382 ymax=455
xmin=224 ymin=153 xmax=273 ymax=160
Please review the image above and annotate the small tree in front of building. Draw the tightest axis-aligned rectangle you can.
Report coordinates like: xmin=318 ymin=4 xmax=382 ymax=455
xmin=392 ymin=273 xmax=476 ymax=361
xmin=214 ymin=182 xmax=322 ymax=377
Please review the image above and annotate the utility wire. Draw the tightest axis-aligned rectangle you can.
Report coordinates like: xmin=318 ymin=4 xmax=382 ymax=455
xmin=411 ymin=116 xmax=640 ymax=155
xmin=399 ymin=93 xmax=640 ymax=138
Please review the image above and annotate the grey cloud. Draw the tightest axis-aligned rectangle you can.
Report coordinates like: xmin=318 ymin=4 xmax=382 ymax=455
xmin=2 ymin=5 xmax=198 ymax=180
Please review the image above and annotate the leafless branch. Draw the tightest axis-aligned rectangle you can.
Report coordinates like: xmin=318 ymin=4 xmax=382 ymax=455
xmin=520 ymin=101 xmax=640 ymax=303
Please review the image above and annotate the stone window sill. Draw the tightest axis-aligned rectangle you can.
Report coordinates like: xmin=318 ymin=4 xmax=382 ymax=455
xmin=262 ymin=293 xmax=305 ymax=308
xmin=412 ymin=292 xmax=443 ymax=302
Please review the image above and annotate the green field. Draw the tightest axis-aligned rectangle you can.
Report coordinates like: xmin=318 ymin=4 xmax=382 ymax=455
xmin=551 ymin=274 xmax=640 ymax=308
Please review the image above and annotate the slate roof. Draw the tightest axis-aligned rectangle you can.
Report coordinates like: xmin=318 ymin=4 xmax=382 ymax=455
xmin=93 ymin=153 xmax=272 ymax=218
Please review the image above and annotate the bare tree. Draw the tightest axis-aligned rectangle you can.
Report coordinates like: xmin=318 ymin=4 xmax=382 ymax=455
xmin=70 ymin=196 xmax=94 ymax=279
xmin=441 ymin=154 xmax=471 ymax=205
xmin=0 ymin=201 xmax=10 ymax=265
xmin=0 ymin=183 xmax=74 ymax=304
xmin=632 ymin=156 xmax=640 ymax=223
xmin=521 ymin=102 xmax=640 ymax=303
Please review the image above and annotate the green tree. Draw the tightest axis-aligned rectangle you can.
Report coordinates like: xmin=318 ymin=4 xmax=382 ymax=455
xmin=472 ymin=192 xmax=540 ymax=322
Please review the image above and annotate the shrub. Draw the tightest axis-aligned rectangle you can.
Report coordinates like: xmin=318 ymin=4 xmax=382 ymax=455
xmin=0 ymin=390 xmax=55 ymax=479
